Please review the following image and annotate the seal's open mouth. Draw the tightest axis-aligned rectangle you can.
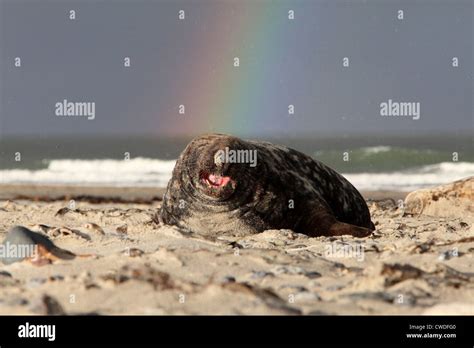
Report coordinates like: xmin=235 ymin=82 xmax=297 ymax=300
xmin=202 ymin=173 xmax=231 ymax=188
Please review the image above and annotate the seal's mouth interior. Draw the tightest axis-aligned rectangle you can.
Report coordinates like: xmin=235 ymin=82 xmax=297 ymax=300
xmin=201 ymin=172 xmax=231 ymax=188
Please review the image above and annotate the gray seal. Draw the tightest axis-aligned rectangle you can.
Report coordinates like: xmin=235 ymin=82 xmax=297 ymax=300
xmin=160 ymin=134 xmax=375 ymax=238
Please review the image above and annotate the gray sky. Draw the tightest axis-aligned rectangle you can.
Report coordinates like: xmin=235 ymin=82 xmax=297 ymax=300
xmin=0 ymin=0 xmax=472 ymax=137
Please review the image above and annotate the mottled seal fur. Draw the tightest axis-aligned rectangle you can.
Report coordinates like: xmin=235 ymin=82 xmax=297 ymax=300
xmin=160 ymin=134 xmax=375 ymax=237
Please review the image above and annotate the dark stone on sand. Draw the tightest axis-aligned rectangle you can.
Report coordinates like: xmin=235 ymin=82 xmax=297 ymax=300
xmin=29 ymin=294 xmax=66 ymax=315
xmin=101 ymin=265 xmax=177 ymax=291
xmin=0 ymin=271 xmax=17 ymax=287
xmin=250 ymin=271 xmax=274 ymax=279
xmin=221 ymin=275 xmax=236 ymax=283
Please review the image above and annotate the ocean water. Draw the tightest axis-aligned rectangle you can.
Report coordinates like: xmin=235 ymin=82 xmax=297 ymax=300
xmin=0 ymin=136 xmax=472 ymax=191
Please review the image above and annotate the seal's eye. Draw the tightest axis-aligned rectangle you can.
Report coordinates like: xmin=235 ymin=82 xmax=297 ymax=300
xmin=202 ymin=173 xmax=231 ymax=188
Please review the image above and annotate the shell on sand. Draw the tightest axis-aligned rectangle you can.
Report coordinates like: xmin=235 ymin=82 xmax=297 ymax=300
xmin=0 ymin=226 xmax=76 ymax=265
xmin=404 ymin=177 xmax=473 ymax=219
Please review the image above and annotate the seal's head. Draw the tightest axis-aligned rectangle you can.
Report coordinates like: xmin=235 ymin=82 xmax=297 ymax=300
xmin=178 ymin=134 xmax=257 ymax=202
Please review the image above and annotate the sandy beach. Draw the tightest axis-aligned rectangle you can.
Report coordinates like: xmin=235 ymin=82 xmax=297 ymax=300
xmin=0 ymin=183 xmax=472 ymax=315
xmin=1 ymin=0 xmax=472 ymax=324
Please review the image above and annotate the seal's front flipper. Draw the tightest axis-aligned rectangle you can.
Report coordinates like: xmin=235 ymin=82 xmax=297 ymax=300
xmin=328 ymin=221 xmax=373 ymax=238
xmin=298 ymin=209 xmax=373 ymax=238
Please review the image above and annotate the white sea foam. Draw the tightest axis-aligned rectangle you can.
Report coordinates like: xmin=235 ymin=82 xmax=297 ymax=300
xmin=0 ymin=158 xmax=176 ymax=187
xmin=344 ymin=162 xmax=474 ymax=191
xmin=360 ymin=146 xmax=392 ymax=154
xmin=0 ymin=159 xmax=472 ymax=191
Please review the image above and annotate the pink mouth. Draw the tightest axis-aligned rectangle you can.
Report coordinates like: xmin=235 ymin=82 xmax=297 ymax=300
xmin=203 ymin=173 xmax=231 ymax=188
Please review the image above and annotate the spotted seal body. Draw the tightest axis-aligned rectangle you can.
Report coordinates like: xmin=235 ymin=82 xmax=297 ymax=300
xmin=160 ymin=134 xmax=375 ymax=237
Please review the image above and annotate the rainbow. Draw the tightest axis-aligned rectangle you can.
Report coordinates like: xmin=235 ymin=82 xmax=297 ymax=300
xmin=151 ymin=2 xmax=293 ymax=137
